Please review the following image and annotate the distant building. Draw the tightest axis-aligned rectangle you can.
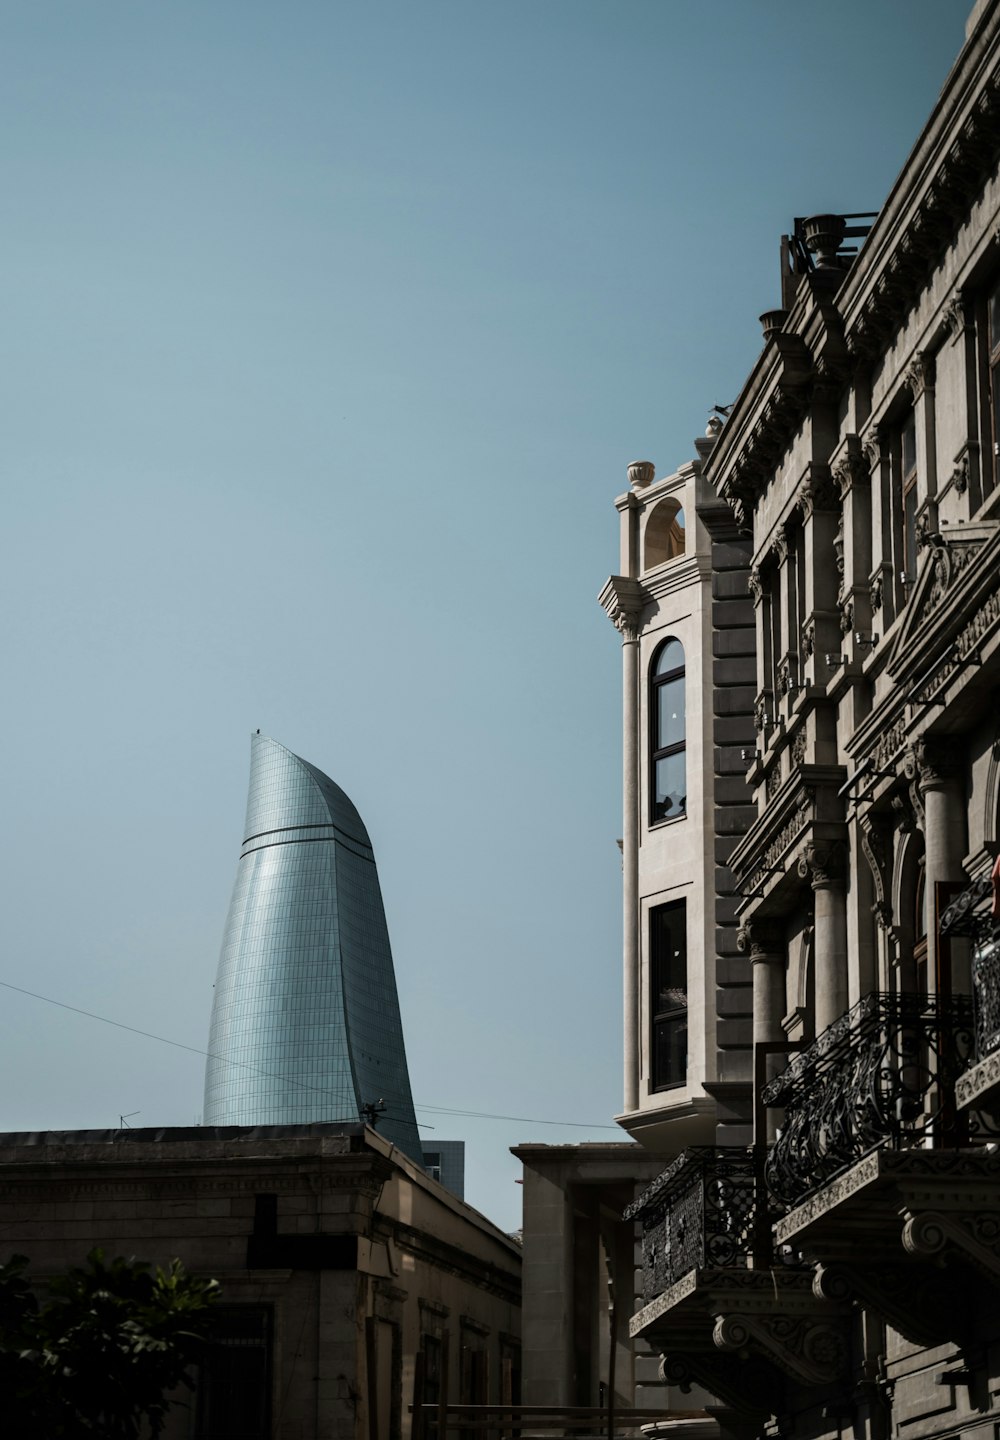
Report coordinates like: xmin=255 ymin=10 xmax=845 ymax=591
xmin=421 ymin=1140 xmax=465 ymax=1200
xmin=204 ymin=734 xmax=423 ymax=1163
xmin=0 ymin=1123 xmax=520 ymax=1440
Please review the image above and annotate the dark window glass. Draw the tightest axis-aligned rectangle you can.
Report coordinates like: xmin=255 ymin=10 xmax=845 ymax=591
xmin=196 ymin=1306 xmax=271 ymax=1440
xmin=651 ymin=901 xmax=688 ymax=1091
xmin=423 ymin=1334 xmax=442 ymax=1406
xmin=650 ymin=639 xmax=686 ymax=823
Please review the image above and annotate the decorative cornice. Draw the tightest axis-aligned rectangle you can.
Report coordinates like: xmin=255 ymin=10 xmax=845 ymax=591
xmin=597 ymin=574 xmax=650 ymax=642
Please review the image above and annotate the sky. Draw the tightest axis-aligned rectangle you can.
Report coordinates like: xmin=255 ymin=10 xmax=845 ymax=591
xmin=1 ymin=0 xmax=973 ymax=1234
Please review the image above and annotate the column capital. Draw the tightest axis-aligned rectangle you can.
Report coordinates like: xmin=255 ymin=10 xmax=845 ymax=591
xmin=737 ymin=918 xmax=785 ymax=960
xmin=796 ymin=463 xmax=839 ymax=520
xmin=598 ymin=575 xmax=649 ymax=642
xmin=904 ymin=736 xmax=962 ymax=792
xmin=797 ymin=841 xmax=846 ymax=889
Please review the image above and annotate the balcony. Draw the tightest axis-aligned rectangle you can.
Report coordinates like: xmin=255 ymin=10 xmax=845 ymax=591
xmin=763 ymin=990 xmax=1000 ymax=1342
xmin=763 ymin=991 xmax=977 ymax=1210
xmin=943 ymin=872 xmax=1000 ymax=1112
xmin=627 ymin=1147 xmax=757 ymax=1304
xmin=627 ymin=1149 xmax=849 ymax=1408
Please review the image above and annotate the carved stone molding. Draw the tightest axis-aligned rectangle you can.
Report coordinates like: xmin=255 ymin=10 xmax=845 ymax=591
xmin=791 ymin=728 xmax=808 ymax=765
xmin=869 ymin=712 xmax=907 ymax=773
xmin=659 ymin=1352 xmax=773 ymax=1417
xmin=713 ymin=1311 xmax=850 ymax=1386
xmin=904 ymin=349 xmax=935 ymax=399
xmin=812 ymin=1261 xmax=968 ymax=1347
xmin=859 ymin=813 xmax=893 ymax=929
xmin=944 ymin=293 xmax=971 ymax=340
xmin=796 ymin=463 xmax=840 ymax=519
xmin=737 ymin=918 xmax=785 ymax=959
xmin=772 ymin=525 xmax=791 ymax=565
xmin=748 ymin=568 xmax=763 ymax=606
xmin=833 ymin=448 xmax=867 ymax=499
xmin=905 ymin=736 xmax=960 ymax=792
xmin=862 ymin=428 xmax=885 ymax=470
xmin=797 ymin=841 xmax=846 ymax=889
xmin=902 ymin=1208 xmax=1000 ymax=1284
xmin=598 ymin=575 xmax=649 ymax=643
xmin=870 ymin=569 xmax=884 ymax=613
xmin=800 ymin=618 xmax=815 ymax=658
xmin=754 ymin=690 xmax=773 ymax=733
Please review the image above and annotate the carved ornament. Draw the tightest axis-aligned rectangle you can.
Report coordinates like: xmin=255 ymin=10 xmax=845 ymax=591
xmin=737 ymin=918 xmax=785 ymax=959
xmin=796 ymin=841 xmax=846 ymax=888
xmin=713 ymin=1311 xmax=849 ymax=1386
xmin=833 ymin=450 xmax=867 ymax=499
xmin=902 ymin=1208 xmax=1000 ymax=1285
xmin=859 ymin=813 xmax=893 ymax=926
xmin=903 ymin=350 xmax=935 ymax=399
xmin=797 ymin=464 xmax=840 ymax=519
xmin=748 ymin=568 xmax=764 ymax=605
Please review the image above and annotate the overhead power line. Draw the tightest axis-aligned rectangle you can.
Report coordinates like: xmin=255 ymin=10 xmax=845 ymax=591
xmin=0 ymin=978 xmax=621 ymax=1132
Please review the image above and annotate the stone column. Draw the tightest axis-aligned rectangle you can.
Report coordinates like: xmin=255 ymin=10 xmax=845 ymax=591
xmin=619 ymin=609 xmax=641 ymax=1113
xmin=738 ymin=919 xmax=786 ymax=1142
xmin=909 ymin=739 xmax=967 ymax=993
xmin=799 ymin=843 xmax=848 ymax=1035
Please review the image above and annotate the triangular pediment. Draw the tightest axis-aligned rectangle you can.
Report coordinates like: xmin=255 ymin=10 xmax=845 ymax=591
xmin=887 ymin=522 xmax=1000 ymax=682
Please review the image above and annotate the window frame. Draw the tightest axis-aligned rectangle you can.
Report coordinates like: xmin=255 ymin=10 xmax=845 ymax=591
xmin=650 ymin=899 xmax=688 ymax=1093
xmin=649 ymin=637 xmax=687 ymax=826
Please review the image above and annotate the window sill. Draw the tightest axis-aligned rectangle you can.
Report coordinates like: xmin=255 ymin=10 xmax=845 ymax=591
xmin=649 ymin=812 xmax=688 ymax=831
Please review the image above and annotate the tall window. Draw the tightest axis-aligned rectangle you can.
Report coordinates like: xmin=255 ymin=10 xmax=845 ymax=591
xmin=989 ymin=279 xmax=1000 ymax=494
xmin=651 ymin=901 xmax=688 ymax=1091
xmin=196 ymin=1306 xmax=272 ymax=1439
xmin=901 ymin=410 xmax=918 ymax=579
xmin=650 ymin=638 xmax=686 ymax=822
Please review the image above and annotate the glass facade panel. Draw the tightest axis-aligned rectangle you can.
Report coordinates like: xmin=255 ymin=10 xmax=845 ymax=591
xmin=204 ymin=734 xmax=422 ymax=1162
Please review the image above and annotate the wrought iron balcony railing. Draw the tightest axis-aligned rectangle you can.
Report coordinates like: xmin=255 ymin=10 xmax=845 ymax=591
xmin=625 ymin=1147 xmax=756 ymax=1304
xmin=941 ymin=871 xmax=1000 ymax=1063
xmin=762 ymin=992 xmax=976 ymax=1209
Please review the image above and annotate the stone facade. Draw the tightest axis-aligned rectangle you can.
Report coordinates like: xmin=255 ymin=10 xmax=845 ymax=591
xmin=0 ymin=1123 xmax=520 ymax=1439
xmin=629 ymin=4 xmax=1000 ymax=1440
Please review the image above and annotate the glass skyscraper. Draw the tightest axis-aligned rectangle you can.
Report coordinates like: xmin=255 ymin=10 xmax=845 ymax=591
xmin=204 ymin=733 xmax=423 ymax=1162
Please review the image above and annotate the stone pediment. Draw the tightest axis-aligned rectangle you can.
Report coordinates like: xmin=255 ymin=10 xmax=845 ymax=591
xmin=887 ymin=522 xmax=1000 ymax=685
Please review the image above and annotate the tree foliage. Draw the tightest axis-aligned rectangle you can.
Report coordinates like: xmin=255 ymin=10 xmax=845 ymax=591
xmin=0 ymin=1248 xmax=219 ymax=1438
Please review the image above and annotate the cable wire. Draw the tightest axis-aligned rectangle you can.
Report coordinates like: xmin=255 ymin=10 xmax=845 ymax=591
xmin=0 ymin=978 xmax=621 ymax=1131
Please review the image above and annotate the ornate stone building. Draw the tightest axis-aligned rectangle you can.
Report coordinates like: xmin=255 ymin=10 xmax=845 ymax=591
xmin=628 ymin=2 xmax=1000 ymax=1437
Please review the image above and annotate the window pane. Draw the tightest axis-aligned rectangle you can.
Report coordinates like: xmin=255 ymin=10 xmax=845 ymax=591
xmin=657 ymin=674 xmax=685 ymax=749
xmin=654 ymin=639 xmax=684 ymax=677
xmin=653 ymin=1013 xmax=688 ymax=1088
xmin=902 ymin=413 xmax=917 ymax=476
xmin=654 ymin=752 xmax=686 ymax=821
xmin=652 ymin=904 xmax=687 ymax=1013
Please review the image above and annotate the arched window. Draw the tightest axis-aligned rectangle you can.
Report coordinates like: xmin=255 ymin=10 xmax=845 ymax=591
xmin=644 ymin=497 xmax=686 ymax=570
xmin=651 ymin=638 xmax=686 ymax=823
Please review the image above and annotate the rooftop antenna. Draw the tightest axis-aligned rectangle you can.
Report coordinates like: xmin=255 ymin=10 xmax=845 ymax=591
xmin=115 ymin=1110 xmax=140 ymax=1143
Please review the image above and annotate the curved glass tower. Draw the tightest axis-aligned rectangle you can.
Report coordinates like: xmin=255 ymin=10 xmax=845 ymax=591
xmin=204 ymin=734 xmax=422 ymax=1161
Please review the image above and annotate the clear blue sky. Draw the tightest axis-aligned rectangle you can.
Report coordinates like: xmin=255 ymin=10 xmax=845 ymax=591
xmin=1 ymin=0 xmax=971 ymax=1231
